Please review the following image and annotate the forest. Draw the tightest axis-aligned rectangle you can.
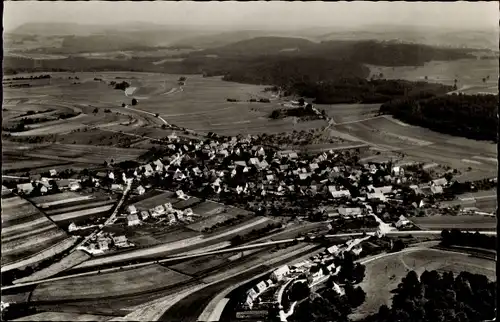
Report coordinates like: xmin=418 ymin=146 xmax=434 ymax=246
xmin=286 ymin=78 xmax=452 ymax=104
xmin=440 ymin=229 xmax=496 ymax=250
xmin=380 ymin=93 xmax=498 ymax=142
xmin=362 ymin=270 xmax=496 ymax=322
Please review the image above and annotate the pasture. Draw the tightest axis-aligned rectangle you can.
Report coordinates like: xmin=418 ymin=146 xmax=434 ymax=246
xmin=191 ymin=200 xmax=225 ymax=217
xmin=367 ymin=58 xmax=498 ymax=94
xmin=30 ymin=265 xmax=192 ymax=301
xmin=409 ymin=215 xmax=497 ymax=231
xmin=130 ymin=190 xmax=178 ymax=210
xmin=351 ymin=247 xmax=496 ymax=320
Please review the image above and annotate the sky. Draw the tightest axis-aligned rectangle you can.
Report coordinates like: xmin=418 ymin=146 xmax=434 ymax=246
xmin=4 ymin=1 xmax=499 ymax=32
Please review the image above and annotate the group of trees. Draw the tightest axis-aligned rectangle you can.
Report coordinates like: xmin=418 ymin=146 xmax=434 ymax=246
xmin=114 ymin=81 xmax=130 ymax=90
xmin=380 ymin=93 xmax=498 ymax=142
xmin=441 ymin=229 xmax=496 ymax=250
xmin=269 ymin=105 xmax=319 ymax=120
xmin=363 ymin=270 xmax=496 ymax=322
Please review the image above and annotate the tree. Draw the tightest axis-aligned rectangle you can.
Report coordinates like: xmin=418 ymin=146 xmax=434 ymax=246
xmin=289 ymin=281 xmax=310 ymax=301
xmin=298 ymin=98 xmax=305 ymax=106
xmin=391 ymin=239 xmax=405 ymax=252
xmin=93 ymin=108 xmax=99 ymax=114
xmin=122 ymin=103 xmax=126 ymax=107
xmin=131 ymin=98 xmax=138 ymax=106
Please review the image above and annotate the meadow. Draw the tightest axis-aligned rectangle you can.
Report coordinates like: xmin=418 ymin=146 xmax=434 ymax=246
xmin=409 ymin=215 xmax=497 ymax=231
xmin=351 ymin=247 xmax=496 ymax=320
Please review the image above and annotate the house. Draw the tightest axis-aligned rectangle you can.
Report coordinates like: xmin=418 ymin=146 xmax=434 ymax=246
xmin=430 ymin=185 xmax=444 ymax=194
xmin=135 ymin=185 xmax=146 ymax=195
xmin=432 ymin=178 xmax=448 ymax=187
xmin=266 ymin=174 xmax=275 ymax=182
xmin=309 ymin=163 xmax=319 ymax=171
xmin=151 ymin=205 xmax=166 ymax=217
xmin=326 ymin=245 xmax=340 ymax=255
xmin=332 ymin=282 xmax=345 ymax=295
xmin=49 ymin=169 xmax=57 ymax=177
xmin=256 ymin=281 xmax=267 ymax=293
xmin=246 ymin=288 xmax=259 ymax=301
xmin=112 ymin=235 xmax=129 ymax=248
xmin=39 ymin=185 xmax=48 ymax=194
xmin=153 ymin=159 xmax=164 ymax=172
xmin=369 ymin=185 xmax=393 ymax=194
xmin=167 ymin=213 xmax=176 ymax=223
xmin=307 ymin=266 xmax=324 ymax=284
xmin=352 ymin=246 xmax=363 ymax=256
xmin=96 ymin=171 xmax=107 ymax=179
xmin=258 ymin=160 xmax=269 ymax=170
xmin=111 ymin=184 xmax=124 ymax=192
xmin=396 ymin=215 xmax=412 ymax=228
xmin=288 ymin=152 xmax=298 ymax=159
xmin=328 ymin=186 xmax=351 ymax=199
xmin=270 ymin=265 xmax=289 ymax=282
xmin=127 ymin=214 xmax=141 ymax=226
xmin=140 ymin=211 xmax=150 ymax=220
xmin=98 ymin=239 xmax=110 ymax=251
xmin=69 ymin=181 xmax=81 ymax=191
xmin=176 ymin=190 xmax=188 ymax=200
xmin=108 ymin=172 xmax=115 ymax=180
xmin=127 ymin=205 xmax=137 ymax=214
xmin=142 ymin=164 xmax=154 ymax=177
xmin=249 ymin=158 xmax=260 ymax=166
xmin=367 ymin=192 xmax=387 ymax=201
xmin=298 ymin=173 xmax=311 ymax=180
xmin=56 ymin=179 xmax=71 ymax=190
xmin=338 ymin=207 xmax=363 ymax=217
xmin=234 ymin=160 xmax=247 ymax=167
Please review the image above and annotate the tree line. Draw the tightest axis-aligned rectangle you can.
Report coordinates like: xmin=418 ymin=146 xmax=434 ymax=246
xmin=380 ymin=93 xmax=498 ymax=142
xmin=440 ymin=229 xmax=496 ymax=250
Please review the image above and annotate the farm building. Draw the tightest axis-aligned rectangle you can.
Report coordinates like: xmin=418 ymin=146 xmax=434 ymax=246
xmin=127 ymin=214 xmax=141 ymax=226
xmin=127 ymin=205 xmax=137 ymax=214
xmin=432 ymin=178 xmax=448 ymax=187
xmin=271 ymin=265 xmax=290 ymax=282
xmin=17 ymin=182 xmax=34 ymax=194
xmin=135 ymin=185 xmax=146 ymax=195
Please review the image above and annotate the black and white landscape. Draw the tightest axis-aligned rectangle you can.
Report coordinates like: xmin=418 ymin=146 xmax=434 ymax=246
xmin=1 ymin=2 xmax=497 ymax=322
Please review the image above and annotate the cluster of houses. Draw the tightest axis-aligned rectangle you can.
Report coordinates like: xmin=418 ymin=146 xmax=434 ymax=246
xmin=78 ymin=232 xmax=133 ymax=255
xmin=124 ymin=191 xmax=197 ymax=227
xmin=16 ymin=173 xmax=82 ymax=195
xmin=241 ymin=235 xmax=371 ymax=313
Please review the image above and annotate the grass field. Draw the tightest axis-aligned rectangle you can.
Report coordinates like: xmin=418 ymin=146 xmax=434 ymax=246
xmin=351 ymin=247 xmax=496 ymax=320
xmin=130 ymin=190 xmax=178 ymax=211
xmin=30 ymin=265 xmax=192 ymax=301
xmin=14 ymin=250 xmax=91 ymax=284
xmin=187 ymin=213 xmax=239 ymax=232
xmin=50 ymin=204 xmax=114 ymax=222
xmin=190 ymin=200 xmax=225 ymax=217
xmin=409 ymin=215 xmax=497 ymax=231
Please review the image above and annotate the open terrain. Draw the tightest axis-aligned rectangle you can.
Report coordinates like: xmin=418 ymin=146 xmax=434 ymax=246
xmin=1 ymin=196 xmax=77 ymax=272
xmin=30 ymin=264 xmax=192 ymax=301
xmin=351 ymin=247 xmax=496 ymax=320
xmin=409 ymin=215 xmax=497 ymax=231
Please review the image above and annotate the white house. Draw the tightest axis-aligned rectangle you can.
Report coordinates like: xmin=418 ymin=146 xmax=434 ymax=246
xmin=164 ymin=202 xmax=173 ymax=212
xmin=127 ymin=205 xmax=137 ymax=214
xmin=112 ymin=235 xmax=129 ymax=248
xmin=326 ymin=245 xmax=340 ymax=255
xmin=151 ymin=205 xmax=166 ymax=217
xmin=135 ymin=185 xmax=146 ymax=195
xmin=309 ymin=163 xmax=319 ymax=171
xmin=49 ymin=169 xmax=57 ymax=177
xmin=328 ymin=186 xmax=351 ymax=199
xmin=69 ymin=181 xmax=81 ymax=191
xmin=108 ymin=172 xmax=115 ymax=180
xmin=271 ymin=265 xmax=290 ymax=282
xmin=432 ymin=178 xmax=448 ymax=187
xmin=127 ymin=214 xmax=141 ymax=226
xmin=338 ymin=207 xmax=363 ymax=218
xmin=176 ymin=190 xmax=188 ymax=200
xmin=249 ymin=158 xmax=260 ymax=166
xmin=167 ymin=213 xmax=176 ymax=223
xmin=256 ymin=281 xmax=267 ymax=293
xmin=17 ymin=182 xmax=34 ymax=194
xmin=111 ymin=184 xmax=124 ymax=192
xmin=153 ymin=159 xmax=164 ymax=172
xmin=396 ymin=215 xmax=412 ymax=228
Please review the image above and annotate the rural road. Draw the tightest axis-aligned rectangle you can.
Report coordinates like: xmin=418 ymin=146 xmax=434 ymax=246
xmin=3 ymin=230 xmax=495 ymax=291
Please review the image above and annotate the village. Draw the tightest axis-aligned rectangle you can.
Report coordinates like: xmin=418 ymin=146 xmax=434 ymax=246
xmin=5 ymin=128 xmax=487 ymax=258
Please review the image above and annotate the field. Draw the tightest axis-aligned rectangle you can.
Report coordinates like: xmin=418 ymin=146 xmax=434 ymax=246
xmin=368 ymin=58 xmax=498 ymax=94
xmin=14 ymin=250 xmax=91 ymax=284
xmin=30 ymin=265 xmax=192 ymax=301
xmin=191 ymin=200 xmax=225 ymax=217
xmin=187 ymin=213 xmax=239 ymax=232
xmin=409 ymin=215 xmax=497 ymax=231
xmin=103 ymin=224 xmax=200 ymax=247
xmin=129 ymin=190 xmax=178 ymax=211
xmin=332 ymin=115 xmax=497 ymax=176
xmin=351 ymin=247 xmax=496 ymax=320
xmin=12 ymin=312 xmax=113 ymax=322
xmin=1 ymin=196 xmax=75 ymax=272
